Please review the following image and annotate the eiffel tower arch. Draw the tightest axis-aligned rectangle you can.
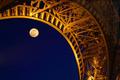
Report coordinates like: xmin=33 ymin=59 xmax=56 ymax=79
xmin=0 ymin=0 xmax=119 ymax=80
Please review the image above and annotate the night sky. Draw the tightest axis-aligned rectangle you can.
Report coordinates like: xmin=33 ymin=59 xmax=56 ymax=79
xmin=0 ymin=18 xmax=79 ymax=80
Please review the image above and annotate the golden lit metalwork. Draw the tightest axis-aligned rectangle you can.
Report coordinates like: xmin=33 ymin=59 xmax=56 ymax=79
xmin=0 ymin=0 xmax=109 ymax=80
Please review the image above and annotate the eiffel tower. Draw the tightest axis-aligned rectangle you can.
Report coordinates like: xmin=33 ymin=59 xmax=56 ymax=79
xmin=0 ymin=0 xmax=120 ymax=80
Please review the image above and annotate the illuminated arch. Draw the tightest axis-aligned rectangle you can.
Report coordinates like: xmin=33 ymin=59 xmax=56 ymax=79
xmin=0 ymin=0 xmax=109 ymax=80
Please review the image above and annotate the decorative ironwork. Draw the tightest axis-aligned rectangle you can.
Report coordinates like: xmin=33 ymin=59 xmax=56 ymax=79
xmin=0 ymin=0 xmax=109 ymax=80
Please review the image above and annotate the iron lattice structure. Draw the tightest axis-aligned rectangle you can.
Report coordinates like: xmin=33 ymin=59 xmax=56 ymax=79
xmin=0 ymin=0 xmax=109 ymax=80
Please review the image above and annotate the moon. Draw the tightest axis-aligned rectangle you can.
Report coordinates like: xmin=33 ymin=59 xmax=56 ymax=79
xmin=29 ymin=28 xmax=39 ymax=38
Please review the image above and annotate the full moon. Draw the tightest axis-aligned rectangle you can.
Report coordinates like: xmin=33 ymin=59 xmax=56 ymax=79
xmin=29 ymin=28 xmax=39 ymax=38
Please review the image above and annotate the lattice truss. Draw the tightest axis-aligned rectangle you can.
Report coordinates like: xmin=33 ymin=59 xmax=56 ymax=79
xmin=0 ymin=0 xmax=109 ymax=80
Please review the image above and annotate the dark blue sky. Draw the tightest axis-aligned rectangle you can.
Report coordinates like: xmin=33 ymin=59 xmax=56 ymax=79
xmin=0 ymin=18 xmax=79 ymax=80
